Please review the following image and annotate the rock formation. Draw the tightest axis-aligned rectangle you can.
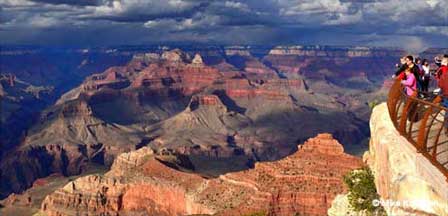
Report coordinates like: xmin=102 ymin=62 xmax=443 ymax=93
xmin=161 ymin=48 xmax=190 ymax=63
xmin=364 ymin=103 xmax=448 ymax=216
xmin=0 ymin=46 xmax=134 ymax=160
xmin=225 ymin=47 xmax=278 ymax=78
xmin=38 ymin=133 xmax=363 ymax=216
xmin=191 ymin=53 xmax=204 ymax=66
xmin=0 ymin=47 xmax=377 ymax=200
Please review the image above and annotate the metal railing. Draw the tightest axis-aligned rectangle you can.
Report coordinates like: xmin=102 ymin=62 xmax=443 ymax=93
xmin=387 ymin=79 xmax=448 ymax=181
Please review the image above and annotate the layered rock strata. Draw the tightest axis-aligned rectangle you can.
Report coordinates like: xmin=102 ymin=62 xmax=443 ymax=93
xmin=39 ymin=134 xmax=363 ymax=216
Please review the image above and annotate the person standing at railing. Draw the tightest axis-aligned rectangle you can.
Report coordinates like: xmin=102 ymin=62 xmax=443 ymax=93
xmin=436 ymin=57 xmax=448 ymax=81
xmin=437 ymin=57 xmax=448 ymax=108
xmin=404 ymin=55 xmax=422 ymax=92
xmin=435 ymin=54 xmax=448 ymax=67
xmin=422 ymin=59 xmax=430 ymax=92
xmin=416 ymin=58 xmax=424 ymax=73
xmin=435 ymin=57 xmax=448 ymax=135
xmin=394 ymin=56 xmax=407 ymax=80
xmin=401 ymin=67 xmax=417 ymax=96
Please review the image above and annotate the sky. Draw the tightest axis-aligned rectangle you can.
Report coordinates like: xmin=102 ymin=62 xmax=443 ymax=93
xmin=0 ymin=0 xmax=447 ymax=52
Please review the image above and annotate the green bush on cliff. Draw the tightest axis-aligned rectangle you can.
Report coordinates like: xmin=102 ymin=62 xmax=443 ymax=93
xmin=343 ymin=166 xmax=386 ymax=216
xmin=368 ymin=100 xmax=380 ymax=110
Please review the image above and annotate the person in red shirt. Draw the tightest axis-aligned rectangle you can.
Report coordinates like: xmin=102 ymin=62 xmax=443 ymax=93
xmin=436 ymin=57 xmax=448 ymax=81
xmin=438 ymin=57 xmax=448 ymax=110
xmin=437 ymin=57 xmax=448 ymax=134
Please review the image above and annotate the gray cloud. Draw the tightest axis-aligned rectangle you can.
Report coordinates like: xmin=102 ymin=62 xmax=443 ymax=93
xmin=0 ymin=0 xmax=447 ymax=51
xmin=29 ymin=0 xmax=103 ymax=6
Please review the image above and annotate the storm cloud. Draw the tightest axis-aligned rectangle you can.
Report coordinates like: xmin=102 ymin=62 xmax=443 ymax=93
xmin=0 ymin=0 xmax=447 ymax=51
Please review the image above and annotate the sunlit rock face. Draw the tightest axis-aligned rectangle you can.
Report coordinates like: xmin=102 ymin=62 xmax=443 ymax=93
xmin=365 ymin=103 xmax=448 ymax=216
xmin=327 ymin=194 xmax=368 ymax=216
xmin=38 ymin=134 xmax=363 ymax=216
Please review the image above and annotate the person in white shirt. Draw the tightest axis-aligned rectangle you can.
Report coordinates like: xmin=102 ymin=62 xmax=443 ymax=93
xmin=422 ymin=59 xmax=430 ymax=92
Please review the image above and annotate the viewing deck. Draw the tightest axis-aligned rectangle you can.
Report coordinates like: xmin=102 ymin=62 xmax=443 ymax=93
xmin=387 ymin=79 xmax=448 ymax=181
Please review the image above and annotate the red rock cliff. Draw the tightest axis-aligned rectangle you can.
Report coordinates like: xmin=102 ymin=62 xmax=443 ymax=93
xmin=39 ymin=133 xmax=363 ymax=216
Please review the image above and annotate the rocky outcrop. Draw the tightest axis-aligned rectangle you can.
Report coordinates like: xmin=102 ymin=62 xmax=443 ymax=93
xmin=365 ymin=103 xmax=448 ymax=216
xmin=108 ymin=147 xmax=155 ymax=175
xmin=1 ymin=191 xmax=32 ymax=207
xmin=0 ymin=47 xmax=134 ymax=161
xmin=189 ymin=94 xmax=221 ymax=106
xmin=224 ymin=46 xmax=252 ymax=56
xmin=0 ymin=144 xmax=84 ymax=198
xmin=0 ymin=173 xmax=70 ymax=215
xmin=38 ymin=134 xmax=363 ymax=216
xmin=223 ymin=47 xmax=278 ymax=78
xmin=161 ymin=48 xmax=190 ymax=63
xmin=0 ymin=96 xmax=145 ymax=198
xmin=191 ymin=53 xmax=204 ymax=66
xmin=219 ymin=133 xmax=364 ymax=216
xmin=39 ymin=147 xmax=212 ymax=216
xmin=327 ymin=194 xmax=367 ymax=216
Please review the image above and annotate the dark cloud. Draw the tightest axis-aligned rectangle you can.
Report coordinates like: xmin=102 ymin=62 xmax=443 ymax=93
xmin=29 ymin=0 xmax=103 ymax=6
xmin=0 ymin=0 xmax=447 ymax=51
xmin=84 ymin=1 xmax=210 ymax=23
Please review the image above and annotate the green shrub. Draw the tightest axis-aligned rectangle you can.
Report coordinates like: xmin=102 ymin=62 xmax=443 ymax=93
xmin=343 ymin=166 xmax=387 ymax=216
xmin=368 ymin=100 xmax=380 ymax=110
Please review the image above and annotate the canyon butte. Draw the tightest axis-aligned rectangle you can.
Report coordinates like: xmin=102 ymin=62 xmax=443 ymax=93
xmin=1 ymin=45 xmax=444 ymax=215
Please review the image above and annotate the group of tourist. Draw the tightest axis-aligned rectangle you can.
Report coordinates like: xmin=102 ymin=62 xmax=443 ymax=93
xmin=395 ymin=54 xmax=448 ymax=103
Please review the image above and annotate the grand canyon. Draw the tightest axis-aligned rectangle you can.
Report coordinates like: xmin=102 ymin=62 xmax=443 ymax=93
xmin=3 ymin=0 xmax=448 ymax=214
xmin=0 ymin=45 xmax=446 ymax=215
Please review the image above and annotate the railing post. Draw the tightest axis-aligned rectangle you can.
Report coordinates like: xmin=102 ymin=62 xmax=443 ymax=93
xmin=387 ymin=79 xmax=402 ymax=122
xmin=399 ymin=92 xmax=417 ymax=134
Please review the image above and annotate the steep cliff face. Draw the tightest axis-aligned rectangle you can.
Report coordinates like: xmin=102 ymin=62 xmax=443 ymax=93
xmin=0 ymin=98 xmax=143 ymax=198
xmin=364 ymin=103 xmax=448 ymax=216
xmin=0 ymin=74 xmax=54 ymax=153
xmin=0 ymin=48 xmax=133 ymax=153
xmin=38 ymin=134 xmax=363 ymax=216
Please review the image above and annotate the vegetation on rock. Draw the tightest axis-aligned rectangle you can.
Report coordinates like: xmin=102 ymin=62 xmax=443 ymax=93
xmin=343 ymin=166 xmax=386 ymax=216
